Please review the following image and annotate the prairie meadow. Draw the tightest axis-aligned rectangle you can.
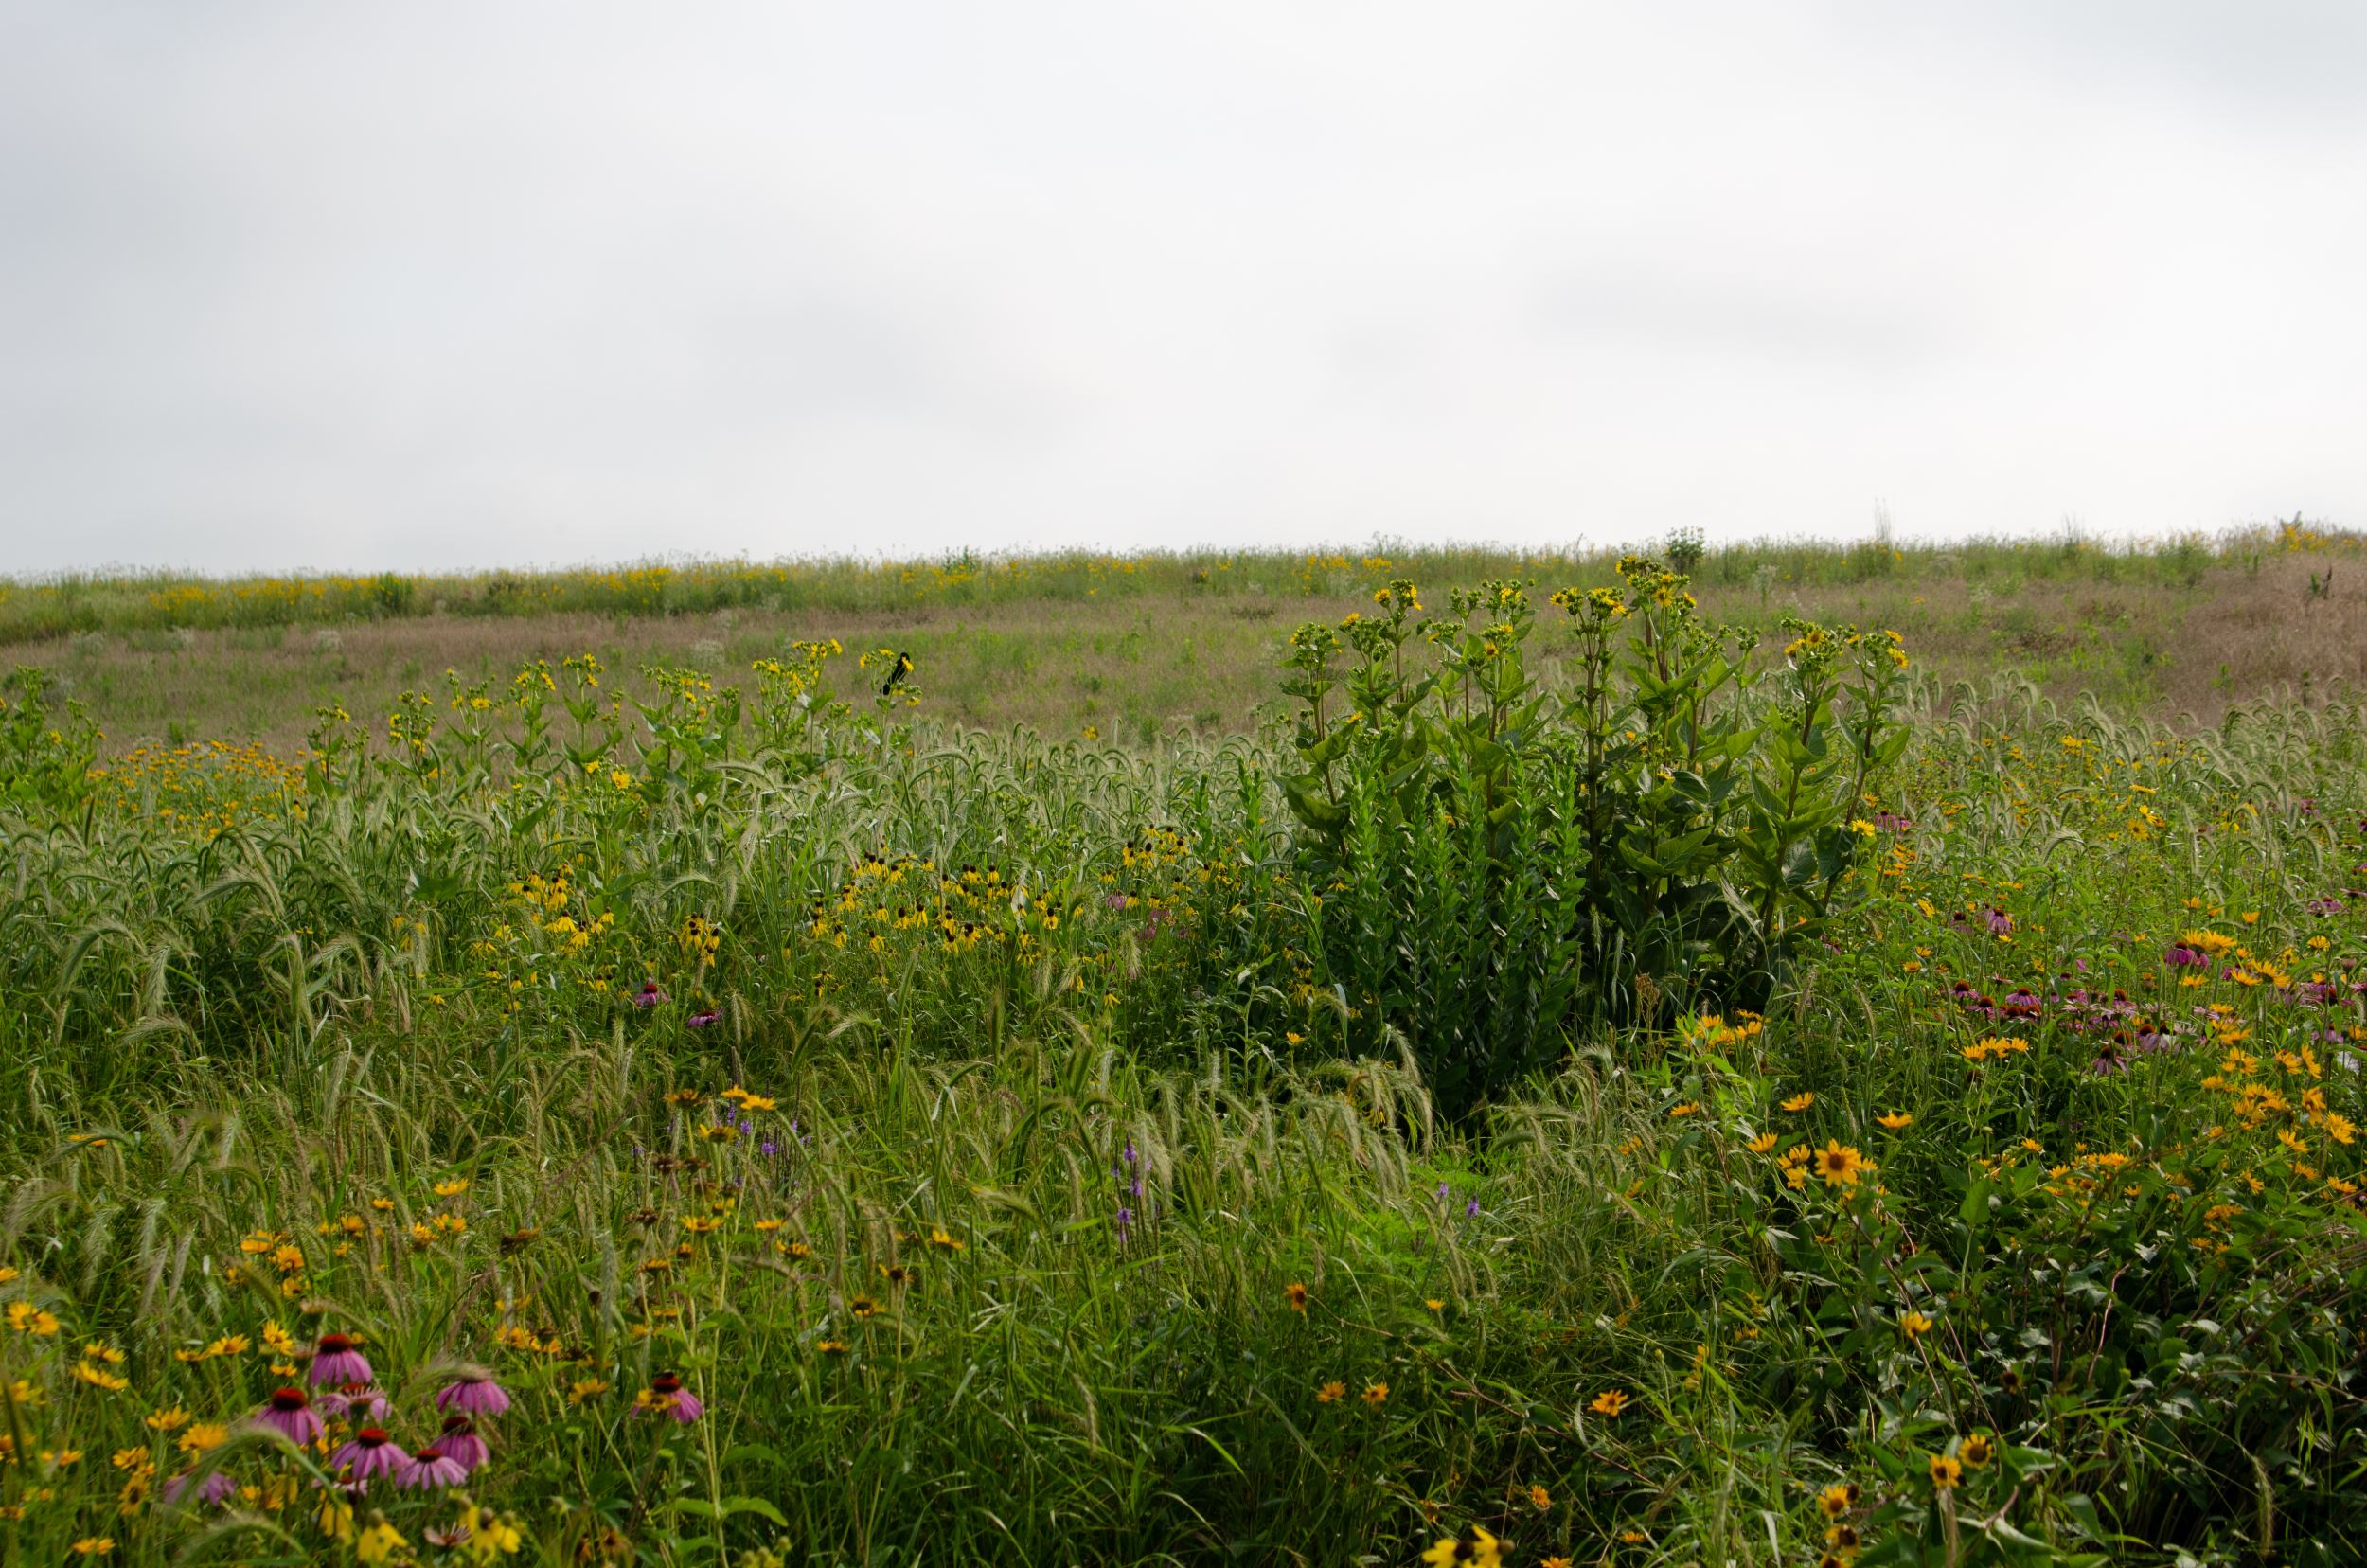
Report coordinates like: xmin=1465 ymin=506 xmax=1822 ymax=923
xmin=2 ymin=529 xmax=2364 ymax=1566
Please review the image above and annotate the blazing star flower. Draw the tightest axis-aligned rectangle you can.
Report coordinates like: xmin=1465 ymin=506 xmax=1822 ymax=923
xmin=309 ymin=1334 xmax=373 ymax=1388
xmin=254 ymin=1386 xmax=325 ymax=1445
xmin=638 ymin=1371 xmax=703 ymax=1424
xmin=433 ymin=1374 xmax=509 ymax=1417
xmin=329 ymin=1428 xmax=406 ymax=1487
xmin=395 ymin=1448 xmax=469 ymax=1490
xmin=425 ymin=1416 xmax=487 ymax=1473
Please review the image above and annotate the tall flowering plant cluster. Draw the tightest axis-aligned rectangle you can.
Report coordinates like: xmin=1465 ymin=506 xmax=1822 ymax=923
xmin=0 ymin=1291 xmax=531 ymax=1564
xmin=1278 ymin=557 xmax=1911 ymax=1113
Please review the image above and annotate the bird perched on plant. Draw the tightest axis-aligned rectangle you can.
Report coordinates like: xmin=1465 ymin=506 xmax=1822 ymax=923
xmin=880 ymin=651 xmax=914 ymax=696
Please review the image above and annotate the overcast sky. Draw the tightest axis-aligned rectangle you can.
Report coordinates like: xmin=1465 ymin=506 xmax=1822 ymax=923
xmin=3 ymin=3 xmax=2362 ymax=575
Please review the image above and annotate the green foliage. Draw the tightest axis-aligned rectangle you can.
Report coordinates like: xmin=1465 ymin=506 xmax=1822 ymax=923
xmin=0 ymin=665 xmax=101 ymax=815
xmin=1275 ymin=561 xmax=1912 ymax=1114
xmin=2 ymin=628 xmax=2366 ymax=1563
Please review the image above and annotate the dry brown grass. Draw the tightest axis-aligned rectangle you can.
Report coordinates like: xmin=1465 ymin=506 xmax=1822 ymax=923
xmin=22 ymin=550 xmax=2364 ymax=755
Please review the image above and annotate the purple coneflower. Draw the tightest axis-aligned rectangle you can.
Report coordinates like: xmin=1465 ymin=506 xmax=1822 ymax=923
xmin=309 ymin=1332 xmax=373 ymax=1388
xmin=426 ymin=1415 xmax=489 ymax=1473
xmin=319 ymin=1381 xmax=392 ymax=1421
xmin=163 ymin=1470 xmax=238 ymax=1506
xmin=434 ymin=1373 xmax=510 ymax=1417
xmin=687 ymin=1009 xmax=720 ymax=1027
xmin=2165 ymin=944 xmax=2205 ymax=968
xmin=255 ymin=1385 xmax=325 ymax=1445
xmin=643 ymin=1371 xmax=703 ymax=1424
xmin=329 ymin=1427 xmax=406 ymax=1486
xmin=1984 ymin=907 xmax=2014 ymax=935
xmin=397 ymin=1447 xmax=470 ymax=1489
xmin=632 ymin=980 xmax=667 ymax=1007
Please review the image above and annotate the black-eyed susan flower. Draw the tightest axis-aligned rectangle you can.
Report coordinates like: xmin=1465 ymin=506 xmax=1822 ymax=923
xmin=1960 ymin=1432 xmax=1998 ymax=1468
xmin=1780 ymin=1093 xmax=1816 ymax=1112
xmin=1899 ymin=1310 xmax=1935 ymax=1340
xmin=1362 ymin=1381 xmax=1389 ymax=1406
xmin=1589 ymin=1389 xmax=1630 ymax=1417
xmin=1929 ymin=1453 xmax=1962 ymax=1490
xmin=1876 ymin=1112 xmax=1914 ymax=1131
xmin=1418 ymin=1524 xmax=1503 ymax=1566
xmin=1285 ymin=1282 xmax=1308 ymax=1313
xmin=1316 ymin=1381 xmax=1345 ymax=1403
xmin=1814 ymin=1142 xmax=1871 ymax=1188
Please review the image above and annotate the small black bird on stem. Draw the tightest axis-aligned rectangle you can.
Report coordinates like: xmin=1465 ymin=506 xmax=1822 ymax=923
xmin=880 ymin=650 xmax=914 ymax=697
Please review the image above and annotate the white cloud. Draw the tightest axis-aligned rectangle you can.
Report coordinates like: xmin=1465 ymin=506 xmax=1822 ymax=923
xmin=1 ymin=1 xmax=2360 ymax=571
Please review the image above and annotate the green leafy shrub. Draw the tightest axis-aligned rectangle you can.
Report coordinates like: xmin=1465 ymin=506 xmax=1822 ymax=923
xmin=1276 ymin=559 xmax=1911 ymax=1113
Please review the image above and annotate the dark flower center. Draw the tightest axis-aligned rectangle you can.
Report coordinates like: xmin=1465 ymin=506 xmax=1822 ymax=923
xmin=441 ymin=1415 xmax=473 ymax=1435
xmin=651 ymin=1373 xmax=683 ymax=1394
xmin=269 ymin=1387 xmax=309 ymax=1411
xmin=318 ymin=1334 xmax=355 ymax=1353
xmin=355 ymin=1428 xmax=389 ymax=1447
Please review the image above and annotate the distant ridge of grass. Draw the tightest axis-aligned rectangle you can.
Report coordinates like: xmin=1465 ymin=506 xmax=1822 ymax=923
xmin=1 ymin=518 xmax=2348 ymax=647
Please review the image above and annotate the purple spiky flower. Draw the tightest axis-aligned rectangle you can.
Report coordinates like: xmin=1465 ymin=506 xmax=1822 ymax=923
xmin=308 ymin=1333 xmax=373 ymax=1388
xmin=434 ymin=1373 xmax=509 ymax=1417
